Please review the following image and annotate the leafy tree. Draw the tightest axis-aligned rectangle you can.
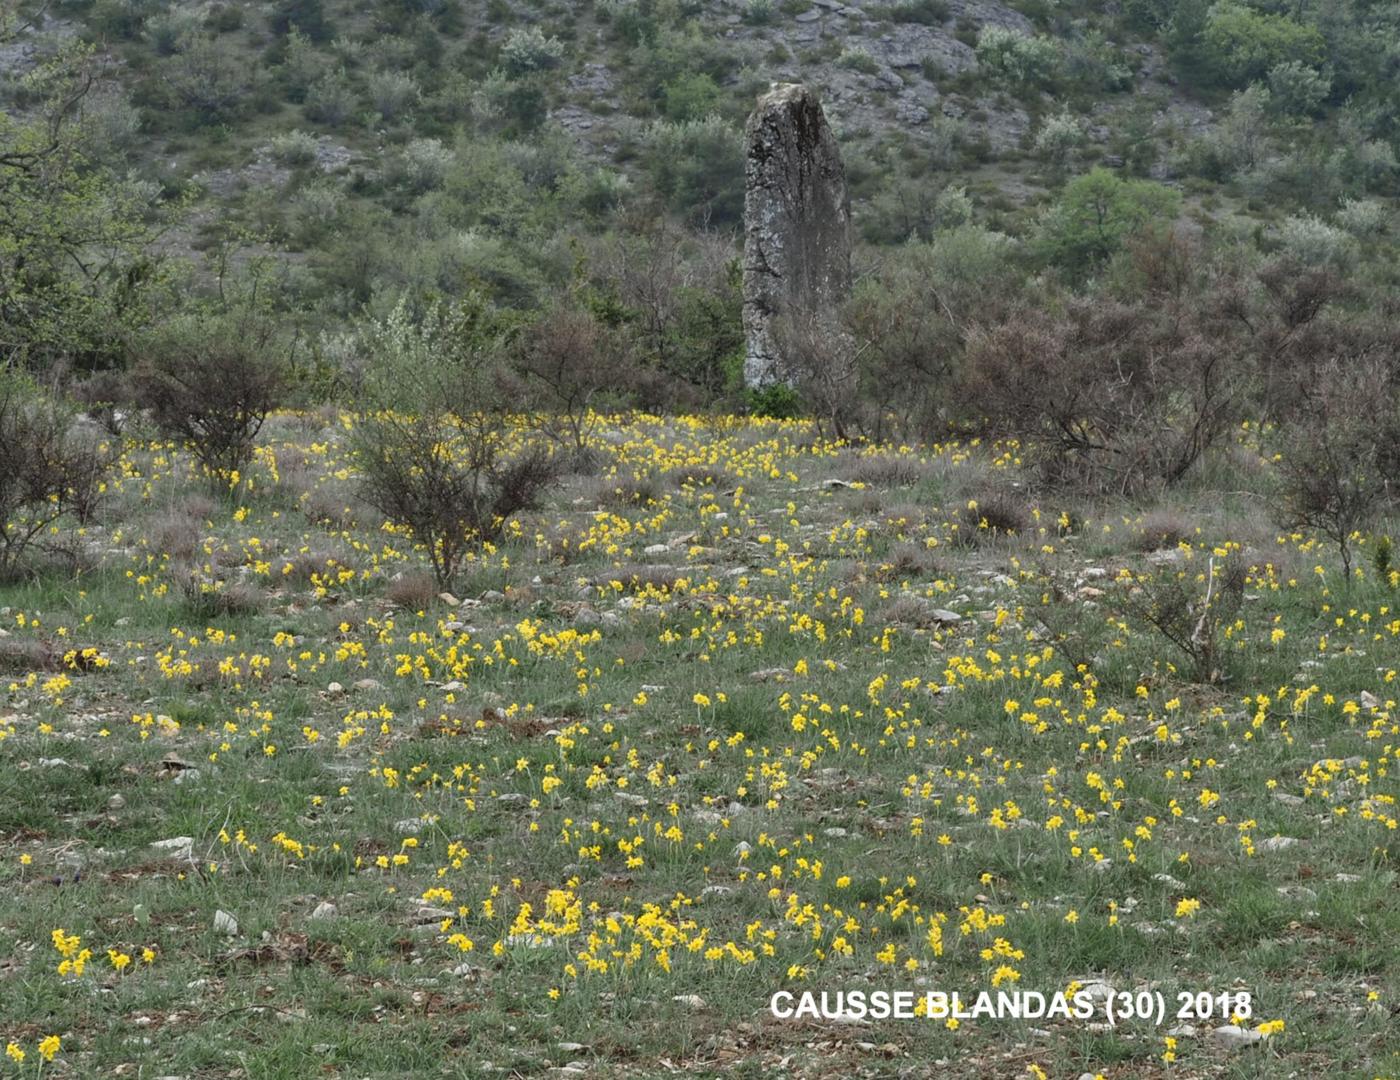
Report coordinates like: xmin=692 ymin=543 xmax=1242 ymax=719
xmin=0 ymin=44 xmax=162 ymax=371
xmin=1037 ymin=168 xmax=1182 ymax=280
xmin=1201 ymin=1 xmax=1325 ymax=86
xmin=642 ymin=115 xmax=744 ymax=227
xmin=974 ymin=26 xmax=1061 ymax=87
xmin=269 ymin=0 xmax=332 ymax=42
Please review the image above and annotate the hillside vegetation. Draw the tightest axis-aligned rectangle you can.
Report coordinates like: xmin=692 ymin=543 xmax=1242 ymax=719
xmin=3 ymin=0 xmax=1399 ymax=405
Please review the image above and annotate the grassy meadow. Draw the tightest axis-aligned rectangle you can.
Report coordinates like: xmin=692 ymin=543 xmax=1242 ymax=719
xmin=0 ymin=412 xmax=1396 ymax=1078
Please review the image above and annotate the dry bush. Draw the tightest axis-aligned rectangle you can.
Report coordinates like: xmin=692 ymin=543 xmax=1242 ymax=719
xmin=513 ymin=302 xmax=630 ymax=453
xmin=302 ymin=486 xmax=362 ymax=530
xmin=962 ymin=296 xmax=1244 ymax=494
xmin=664 ymin=465 xmax=723 ymax=490
xmin=874 ymin=542 xmax=941 ymax=581
xmin=135 ymin=314 xmax=283 ymax=484
xmin=176 ymin=571 xmax=264 ymax=618
xmin=769 ymin=309 xmax=863 ymax=441
xmin=838 ymin=452 xmax=933 ymax=489
xmin=69 ymin=369 xmax=135 ymax=437
xmin=1131 ymin=511 xmax=1194 ymax=552
xmin=1110 ymin=553 xmax=1247 ymax=684
xmin=353 ymin=299 xmax=562 ymax=589
xmin=586 ymin=472 xmax=661 ymax=507
xmin=148 ymin=510 xmax=207 ymax=562
xmin=1273 ymin=359 xmax=1399 ymax=578
xmin=953 ymin=492 xmax=1031 ymax=546
xmin=387 ymin=571 xmax=440 ymax=610
xmin=0 ymin=377 xmax=112 ymax=575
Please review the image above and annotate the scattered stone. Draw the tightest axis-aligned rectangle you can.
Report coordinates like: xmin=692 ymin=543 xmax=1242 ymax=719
xmin=395 ymin=818 xmax=423 ymax=836
xmin=1210 ymin=1024 xmax=1265 ymax=1049
xmin=310 ymin=901 xmax=338 ymax=920
xmin=213 ymin=910 xmax=239 ymax=936
xmin=438 ymin=592 xmax=460 ymax=607
xmin=672 ymin=994 xmax=707 ymax=1010
xmin=151 ymin=837 xmax=194 ymax=860
xmin=1258 ymin=836 xmax=1300 ymax=853
xmin=107 ymin=793 xmax=126 ymax=810
xmin=326 ymin=682 xmax=345 ymax=696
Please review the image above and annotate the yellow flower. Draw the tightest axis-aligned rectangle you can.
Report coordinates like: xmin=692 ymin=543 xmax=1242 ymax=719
xmin=1175 ymin=897 xmax=1202 ymax=918
xmin=38 ymin=1035 xmax=60 ymax=1062
xmin=5 ymin=1042 xmax=24 ymax=1063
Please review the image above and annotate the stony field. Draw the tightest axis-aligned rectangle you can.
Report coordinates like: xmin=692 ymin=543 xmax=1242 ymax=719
xmin=1 ymin=413 xmax=1396 ymax=1078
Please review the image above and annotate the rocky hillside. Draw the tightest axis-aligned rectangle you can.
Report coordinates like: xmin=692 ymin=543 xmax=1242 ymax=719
xmin=3 ymin=0 xmax=1397 ymax=370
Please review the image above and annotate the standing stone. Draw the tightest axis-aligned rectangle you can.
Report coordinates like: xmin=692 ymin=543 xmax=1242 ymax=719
xmin=742 ymin=83 xmax=852 ymax=388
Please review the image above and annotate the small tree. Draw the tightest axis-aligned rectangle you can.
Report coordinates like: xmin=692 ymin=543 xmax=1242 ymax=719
xmin=1111 ymin=552 xmax=1247 ymax=684
xmin=352 ymin=297 xmax=558 ymax=589
xmin=0 ymin=373 xmax=111 ymax=575
xmin=513 ymin=300 xmax=626 ymax=457
xmin=1275 ymin=360 xmax=1397 ymax=581
xmin=135 ymin=311 xmax=283 ymax=487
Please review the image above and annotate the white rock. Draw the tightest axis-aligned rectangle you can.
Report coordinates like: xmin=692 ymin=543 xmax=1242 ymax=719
xmin=326 ymin=682 xmax=345 ymax=696
xmin=1210 ymin=1024 xmax=1264 ymax=1049
xmin=151 ymin=837 xmax=194 ymax=859
xmin=310 ymin=902 xmax=338 ymax=920
xmin=107 ymin=794 xmax=126 ymax=810
xmin=672 ymin=994 xmax=707 ymax=1009
xmin=213 ymin=910 xmax=239 ymax=936
xmin=395 ymin=818 xmax=423 ymax=836
xmin=1258 ymin=836 xmax=1300 ymax=852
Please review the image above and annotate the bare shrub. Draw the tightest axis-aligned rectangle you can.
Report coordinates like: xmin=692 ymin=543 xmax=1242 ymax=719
xmin=135 ymin=312 xmax=283 ymax=485
xmin=839 ymin=452 xmax=933 ymax=489
xmin=513 ymin=301 xmax=630 ymax=454
xmin=148 ymin=511 xmax=206 ymax=562
xmin=769 ymin=309 xmax=863 ymax=441
xmin=387 ymin=571 xmax=440 ymax=611
xmin=1110 ymin=553 xmax=1247 ymax=684
xmin=587 ymin=472 xmax=660 ymax=507
xmin=70 ymin=369 xmax=135 ymax=437
xmin=875 ymin=542 xmax=941 ymax=581
xmin=664 ymin=465 xmax=723 ymax=489
xmin=1131 ymin=511 xmax=1194 ymax=553
xmin=0 ymin=376 xmax=112 ymax=575
xmin=953 ymin=492 xmax=1030 ymax=546
xmin=963 ymin=297 xmax=1245 ymax=494
xmin=1273 ymin=360 xmax=1398 ymax=579
xmin=351 ymin=298 xmax=560 ymax=589
xmin=176 ymin=570 xmax=264 ymax=618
